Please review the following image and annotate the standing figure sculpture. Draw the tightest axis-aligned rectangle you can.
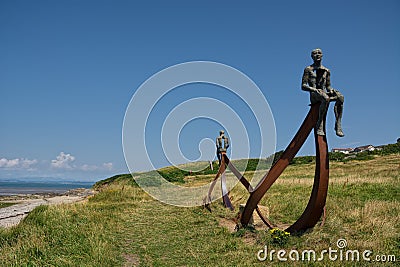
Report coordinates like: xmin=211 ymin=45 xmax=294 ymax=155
xmin=302 ymin=48 xmax=345 ymax=137
xmin=216 ymin=130 xmax=229 ymax=165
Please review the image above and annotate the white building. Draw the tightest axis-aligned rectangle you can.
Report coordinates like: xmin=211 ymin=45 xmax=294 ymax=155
xmin=331 ymin=148 xmax=353 ymax=154
xmin=353 ymin=145 xmax=376 ymax=153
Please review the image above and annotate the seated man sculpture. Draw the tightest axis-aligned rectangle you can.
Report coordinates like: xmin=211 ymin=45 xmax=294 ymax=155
xmin=302 ymin=48 xmax=344 ymax=137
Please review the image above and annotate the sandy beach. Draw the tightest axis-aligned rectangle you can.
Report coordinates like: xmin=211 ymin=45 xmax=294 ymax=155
xmin=0 ymin=188 xmax=96 ymax=228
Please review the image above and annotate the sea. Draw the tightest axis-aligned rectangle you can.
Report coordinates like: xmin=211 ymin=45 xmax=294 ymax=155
xmin=0 ymin=179 xmax=94 ymax=196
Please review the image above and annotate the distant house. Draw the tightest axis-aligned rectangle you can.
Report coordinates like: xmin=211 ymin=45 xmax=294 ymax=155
xmin=331 ymin=148 xmax=353 ymax=154
xmin=353 ymin=145 xmax=376 ymax=153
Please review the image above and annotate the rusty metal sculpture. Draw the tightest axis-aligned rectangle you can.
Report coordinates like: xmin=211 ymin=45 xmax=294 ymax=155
xmin=205 ymin=49 xmax=343 ymax=233
xmin=240 ymin=102 xmax=328 ymax=233
xmin=204 ymin=150 xmax=273 ymax=227
xmin=205 ymin=103 xmax=328 ymax=233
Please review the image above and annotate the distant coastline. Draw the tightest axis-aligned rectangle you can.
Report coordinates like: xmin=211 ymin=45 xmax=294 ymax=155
xmin=0 ymin=180 xmax=94 ymax=196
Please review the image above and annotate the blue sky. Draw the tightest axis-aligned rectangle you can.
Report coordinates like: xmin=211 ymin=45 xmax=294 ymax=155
xmin=1 ymin=0 xmax=399 ymax=181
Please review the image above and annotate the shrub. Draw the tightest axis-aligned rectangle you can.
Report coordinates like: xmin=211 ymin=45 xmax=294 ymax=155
xmin=269 ymin=228 xmax=290 ymax=245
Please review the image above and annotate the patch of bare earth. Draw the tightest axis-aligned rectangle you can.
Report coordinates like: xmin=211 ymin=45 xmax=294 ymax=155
xmin=217 ymin=205 xmax=272 ymax=245
xmin=122 ymin=253 xmax=140 ymax=267
xmin=218 ymin=217 xmax=258 ymax=245
xmin=218 ymin=217 xmax=237 ymax=233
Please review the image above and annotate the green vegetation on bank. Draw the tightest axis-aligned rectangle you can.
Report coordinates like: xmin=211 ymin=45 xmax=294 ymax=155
xmin=0 ymin=202 xmax=16 ymax=209
xmin=1 ymin=151 xmax=399 ymax=266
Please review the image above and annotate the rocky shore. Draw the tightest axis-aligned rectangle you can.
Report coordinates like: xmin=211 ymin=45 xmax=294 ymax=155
xmin=0 ymin=188 xmax=96 ymax=228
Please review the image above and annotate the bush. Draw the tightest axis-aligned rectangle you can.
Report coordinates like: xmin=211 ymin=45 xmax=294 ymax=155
xmin=380 ymin=142 xmax=400 ymax=155
xmin=329 ymin=152 xmax=346 ymax=161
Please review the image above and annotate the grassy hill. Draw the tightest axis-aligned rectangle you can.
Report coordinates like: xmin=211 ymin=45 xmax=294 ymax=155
xmin=0 ymin=152 xmax=399 ymax=266
xmin=94 ymin=141 xmax=400 ymax=187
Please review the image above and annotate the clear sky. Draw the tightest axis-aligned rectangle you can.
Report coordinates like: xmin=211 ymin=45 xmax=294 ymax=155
xmin=1 ymin=0 xmax=399 ymax=182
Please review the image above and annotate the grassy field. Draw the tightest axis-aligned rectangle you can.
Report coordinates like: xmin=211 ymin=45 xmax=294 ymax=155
xmin=0 ymin=154 xmax=399 ymax=266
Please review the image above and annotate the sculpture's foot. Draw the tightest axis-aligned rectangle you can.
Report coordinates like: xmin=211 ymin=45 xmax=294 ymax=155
xmin=316 ymin=128 xmax=325 ymax=136
xmin=335 ymin=125 xmax=345 ymax=137
xmin=336 ymin=130 xmax=344 ymax=137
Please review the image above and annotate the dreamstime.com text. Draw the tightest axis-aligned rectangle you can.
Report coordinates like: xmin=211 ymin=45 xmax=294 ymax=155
xmin=257 ymin=239 xmax=397 ymax=263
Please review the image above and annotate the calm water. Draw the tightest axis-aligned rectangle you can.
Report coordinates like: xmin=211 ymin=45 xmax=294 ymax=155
xmin=0 ymin=180 xmax=94 ymax=195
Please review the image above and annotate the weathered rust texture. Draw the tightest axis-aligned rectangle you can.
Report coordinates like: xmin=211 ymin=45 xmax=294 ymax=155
xmin=241 ymin=103 xmax=329 ymax=233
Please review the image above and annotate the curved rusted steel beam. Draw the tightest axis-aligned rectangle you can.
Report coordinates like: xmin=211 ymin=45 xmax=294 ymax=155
xmin=286 ymin=132 xmax=329 ymax=232
xmin=224 ymin=154 xmax=252 ymax=191
xmin=206 ymin=152 xmax=269 ymax=218
xmin=221 ymin=171 xmax=234 ymax=210
xmin=241 ymin=103 xmax=329 ymax=233
xmin=204 ymin=161 xmax=224 ymax=206
xmin=224 ymin=154 xmax=275 ymax=228
xmin=220 ymin=153 xmax=234 ymax=210
xmin=205 ymin=152 xmax=233 ymax=210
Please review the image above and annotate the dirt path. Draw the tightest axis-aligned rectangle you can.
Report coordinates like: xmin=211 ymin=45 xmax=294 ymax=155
xmin=0 ymin=189 xmax=95 ymax=228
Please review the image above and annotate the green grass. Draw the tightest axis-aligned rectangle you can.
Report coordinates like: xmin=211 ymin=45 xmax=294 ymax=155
xmin=1 ymin=154 xmax=399 ymax=266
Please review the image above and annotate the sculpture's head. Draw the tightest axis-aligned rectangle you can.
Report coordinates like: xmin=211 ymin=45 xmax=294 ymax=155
xmin=311 ymin=48 xmax=323 ymax=63
xmin=219 ymin=130 xmax=225 ymax=136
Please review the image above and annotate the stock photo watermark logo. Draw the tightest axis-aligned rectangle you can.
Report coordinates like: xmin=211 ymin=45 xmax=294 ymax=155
xmin=122 ymin=61 xmax=276 ymax=207
xmin=257 ymin=238 xmax=397 ymax=263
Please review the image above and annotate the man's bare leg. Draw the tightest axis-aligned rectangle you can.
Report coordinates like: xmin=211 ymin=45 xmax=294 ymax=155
xmin=333 ymin=91 xmax=344 ymax=137
xmin=312 ymin=92 xmax=329 ymax=136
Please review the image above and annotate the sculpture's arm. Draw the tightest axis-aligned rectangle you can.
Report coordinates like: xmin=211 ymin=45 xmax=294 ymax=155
xmin=301 ymin=68 xmax=318 ymax=93
xmin=225 ymin=137 xmax=229 ymax=149
xmin=325 ymin=70 xmax=334 ymax=93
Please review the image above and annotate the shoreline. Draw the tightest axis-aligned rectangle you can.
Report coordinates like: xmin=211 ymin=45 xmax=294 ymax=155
xmin=0 ymin=188 xmax=96 ymax=228
xmin=0 ymin=180 xmax=94 ymax=197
